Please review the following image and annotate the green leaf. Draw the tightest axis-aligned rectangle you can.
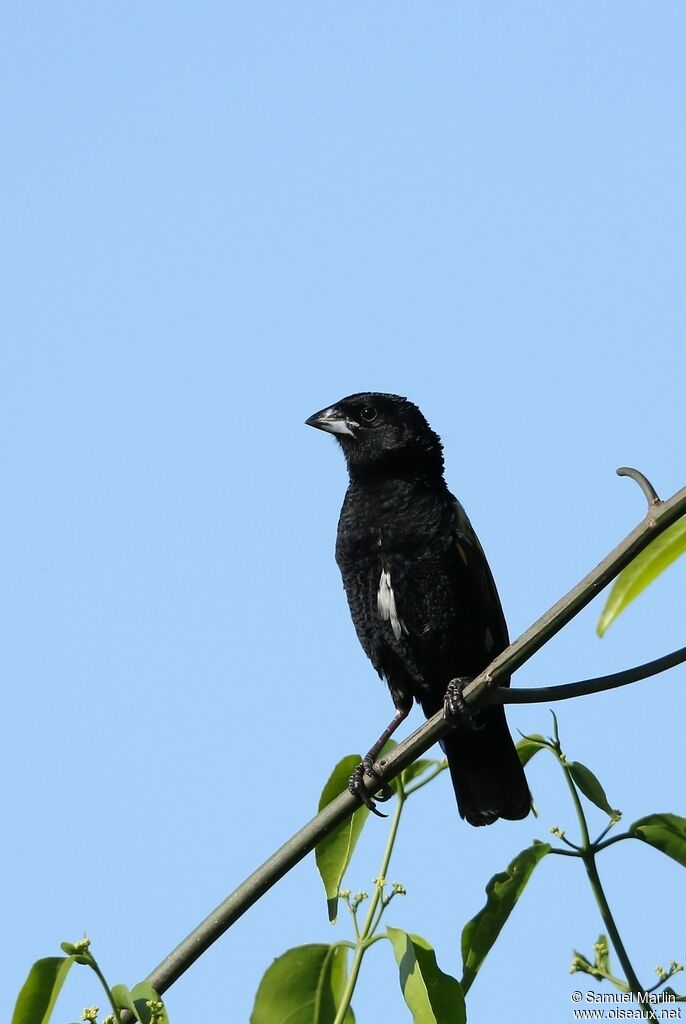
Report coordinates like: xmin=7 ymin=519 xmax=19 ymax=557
xmin=630 ymin=813 xmax=686 ymax=867
xmin=567 ymin=761 xmax=619 ymax=819
xmin=461 ymin=842 xmax=551 ymax=993
xmin=402 ymin=758 xmax=438 ymax=787
xmin=325 ymin=946 xmax=354 ymax=1024
xmin=515 ymin=733 xmax=551 ymax=767
xmin=315 ymin=755 xmax=370 ymax=922
xmin=597 ymin=517 xmax=686 ymax=636
xmin=12 ymin=957 xmax=75 ymax=1024
xmin=386 ymin=927 xmax=465 ymax=1024
xmin=250 ymin=944 xmax=354 ymax=1024
xmin=132 ymin=982 xmax=169 ymax=1024
xmin=111 ymin=984 xmax=138 ymax=1016
xmin=111 ymin=982 xmax=167 ymax=1023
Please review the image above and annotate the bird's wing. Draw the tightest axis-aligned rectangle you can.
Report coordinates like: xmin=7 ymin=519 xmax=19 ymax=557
xmin=448 ymin=495 xmax=509 ymax=651
xmin=382 ymin=495 xmax=508 ymax=658
xmin=365 ymin=492 xmax=511 ymax=716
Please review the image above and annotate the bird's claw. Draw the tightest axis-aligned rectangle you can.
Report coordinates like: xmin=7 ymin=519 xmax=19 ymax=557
xmin=444 ymin=676 xmax=483 ymax=731
xmin=348 ymin=757 xmax=393 ymax=817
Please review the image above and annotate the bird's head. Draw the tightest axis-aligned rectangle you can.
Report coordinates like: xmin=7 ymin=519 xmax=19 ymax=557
xmin=305 ymin=392 xmax=444 ymax=478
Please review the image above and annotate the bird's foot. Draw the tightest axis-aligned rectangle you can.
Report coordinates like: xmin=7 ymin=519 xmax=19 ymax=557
xmin=348 ymin=756 xmax=393 ymax=817
xmin=444 ymin=676 xmax=483 ymax=731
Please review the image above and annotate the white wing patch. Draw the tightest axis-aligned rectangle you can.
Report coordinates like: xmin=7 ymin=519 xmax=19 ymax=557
xmin=377 ymin=568 xmax=407 ymax=640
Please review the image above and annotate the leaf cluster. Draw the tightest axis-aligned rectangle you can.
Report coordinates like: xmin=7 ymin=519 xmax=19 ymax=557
xmin=12 ymin=939 xmax=168 ymax=1024
xmin=250 ymin=722 xmax=686 ymax=1023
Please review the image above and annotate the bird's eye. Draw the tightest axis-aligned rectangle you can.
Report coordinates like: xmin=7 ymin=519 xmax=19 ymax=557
xmin=360 ymin=406 xmax=377 ymax=423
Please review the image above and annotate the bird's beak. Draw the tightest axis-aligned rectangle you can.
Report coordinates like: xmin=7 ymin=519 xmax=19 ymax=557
xmin=305 ymin=406 xmax=356 ymax=437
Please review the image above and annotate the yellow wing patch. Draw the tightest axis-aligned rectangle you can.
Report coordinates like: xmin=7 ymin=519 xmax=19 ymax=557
xmin=456 ymin=541 xmax=470 ymax=566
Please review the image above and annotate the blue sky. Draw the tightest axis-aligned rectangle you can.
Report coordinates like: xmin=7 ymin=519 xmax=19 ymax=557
xmin=2 ymin=4 xmax=685 ymax=1022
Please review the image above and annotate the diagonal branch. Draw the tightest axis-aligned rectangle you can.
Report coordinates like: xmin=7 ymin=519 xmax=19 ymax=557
xmin=455 ymin=470 xmax=683 ymax=710
xmin=138 ymin=473 xmax=686 ymax=1002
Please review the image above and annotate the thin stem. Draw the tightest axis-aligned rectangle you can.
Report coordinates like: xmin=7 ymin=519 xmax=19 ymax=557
xmin=368 ymin=895 xmax=388 ymax=937
xmin=594 ymin=832 xmax=634 ymax=853
xmin=346 ymin=897 xmax=361 ymax=942
xmin=558 ymin=832 xmax=583 ymax=852
xmin=333 ymin=940 xmax=358 ymax=951
xmin=87 ymin=957 xmax=123 ymax=1024
xmin=581 ymin=855 xmax=647 ymax=1010
xmin=488 ymin=643 xmax=686 ymax=705
xmin=332 ymin=792 xmax=405 ymax=1024
xmin=645 ymin=964 xmax=684 ymax=994
xmin=358 ymin=933 xmax=387 ymax=950
xmin=561 ymin=760 xmax=592 ymax=850
xmin=404 ymin=761 xmax=448 ymax=796
xmin=617 ymin=467 xmax=661 ymax=507
xmin=593 ymin=819 xmax=619 ymax=847
xmin=556 ymin=750 xmax=648 ymax=1013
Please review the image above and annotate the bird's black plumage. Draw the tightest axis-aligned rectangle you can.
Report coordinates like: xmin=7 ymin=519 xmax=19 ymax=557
xmin=306 ymin=392 xmax=530 ymax=826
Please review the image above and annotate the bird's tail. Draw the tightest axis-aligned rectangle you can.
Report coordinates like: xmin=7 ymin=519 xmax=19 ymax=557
xmin=441 ymin=706 xmax=531 ymax=826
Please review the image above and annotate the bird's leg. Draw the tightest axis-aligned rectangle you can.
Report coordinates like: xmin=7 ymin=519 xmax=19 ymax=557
xmin=348 ymin=706 xmax=410 ymax=817
xmin=444 ymin=676 xmax=483 ymax=731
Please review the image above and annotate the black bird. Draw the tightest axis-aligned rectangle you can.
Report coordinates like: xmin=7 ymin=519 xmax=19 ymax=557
xmin=306 ymin=392 xmax=530 ymax=826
